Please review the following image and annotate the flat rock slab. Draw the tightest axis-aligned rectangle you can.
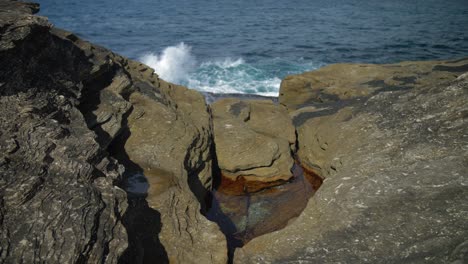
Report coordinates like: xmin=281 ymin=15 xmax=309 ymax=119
xmin=235 ymin=69 xmax=468 ymax=263
xmin=279 ymin=58 xmax=468 ymax=110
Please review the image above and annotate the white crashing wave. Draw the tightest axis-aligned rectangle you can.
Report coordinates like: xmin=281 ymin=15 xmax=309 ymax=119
xmin=139 ymin=43 xmax=320 ymax=96
xmin=140 ymin=42 xmax=196 ymax=84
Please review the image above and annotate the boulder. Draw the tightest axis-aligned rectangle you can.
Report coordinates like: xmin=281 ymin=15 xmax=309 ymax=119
xmin=211 ymin=99 xmax=296 ymax=193
xmin=235 ymin=66 xmax=468 ymax=263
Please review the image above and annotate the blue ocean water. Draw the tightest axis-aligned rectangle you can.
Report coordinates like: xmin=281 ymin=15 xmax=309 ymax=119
xmin=37 ymin=0 xmax=468 ymax=95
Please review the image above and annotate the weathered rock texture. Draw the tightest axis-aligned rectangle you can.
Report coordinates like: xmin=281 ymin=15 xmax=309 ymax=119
xmin=119 ymin=61 xmax=227 ymax=263
xmin=0 ymin=2 xmax=128 ymax=263
xmin=279 ymin=58 xmax=468 ymax=110
xmin=0 ymin=1 xmax=226 ymax=263
xmin=236 ymin=64 xmax=468 ymax=263
xmin=211 ymin=99 xmax=296 ymax=193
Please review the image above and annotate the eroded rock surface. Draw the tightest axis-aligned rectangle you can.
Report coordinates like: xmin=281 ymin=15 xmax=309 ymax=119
xmin=280 ymin=58 xmax=468 ymax=110
xmin=236 ymin=67 xmax=468 ymax=263
xmin=0 ymin=1 xmax=226 ymax=263
xmin=0 ymin=2 xmax=127 ymax=263
xmin=211 ymin=99 xmax=296 ymax=193
xmin=119 ymin=60 xmax=227 ymax=263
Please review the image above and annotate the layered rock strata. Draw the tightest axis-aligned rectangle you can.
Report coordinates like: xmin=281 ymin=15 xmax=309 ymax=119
xmin=0 ymin=2 xmax=128 ymax=262
xmin=118 ymin=61 xmax=226 ymax=264
xmin=236 ymin=64 xmax=468 ymax=263
xmin=2 ymin=1 xmax=468 ymax=263
xmin=0 ymin=1 xmax=226 ymax=263
xmin=211 ymin=99 xmax=296 ymax=193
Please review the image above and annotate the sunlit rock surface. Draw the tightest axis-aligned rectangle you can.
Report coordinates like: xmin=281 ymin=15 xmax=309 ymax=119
xmin=211 ymin=99 xmax=296 ymax=193
xmin=236 ymin=66 xmax=468 ymax=263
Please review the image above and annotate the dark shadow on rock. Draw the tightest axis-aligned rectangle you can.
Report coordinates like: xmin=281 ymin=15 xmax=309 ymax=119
xmin=433 ymin=63 xmax=468 ymax=73
xmin=363 ymin=79 xmax=411 ymax=93
xmin=205 ymin=193 xmax=243 ymax=264
xmin=447 ymin=57 xmax=468 ymax=64
xmin=392 ymin=76 xmax=417 ymax=84
xmin=107 ymin=112 xmax=169 ymax=264
xmin=185 ymin=150 xmax=212 ymax=213
xmin=204 ymin=138 xmax=240 ymax=264
xmin=119 ymin=196 xmax=168 ymax=264
xmin=79 ymin=70 xmax=169 ymax=263
xmin=293 ymin=98 xmax=362 ymax=127
xmin=78 ymin=65 xmax=117 ymax=148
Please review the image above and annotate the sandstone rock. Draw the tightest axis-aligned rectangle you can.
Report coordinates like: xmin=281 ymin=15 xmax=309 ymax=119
xmin=235 ymin=67 xmax=468 ymax=263
xmin=279 ymin=58 xmax=468 ymax=110
xmin=211 ymin=99 xmax=296 ymax=193
xmin=119 ymin=68 xmax=227 ymax=263
xmin=0 ymin=1 xmax=227 ymax=263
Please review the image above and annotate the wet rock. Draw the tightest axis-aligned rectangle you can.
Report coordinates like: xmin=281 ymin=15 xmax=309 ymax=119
xmin=279 ymin=58 xmax=468 ymax=110
xmin=207 ymin=162 xmax=322 ymax=250
xmin=235 ymin=65 xmax=468 ymax=263
xmin=211 ymin=99 xmax=296 ymax=193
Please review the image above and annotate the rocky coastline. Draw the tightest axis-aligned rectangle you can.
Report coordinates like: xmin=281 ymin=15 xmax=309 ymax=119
xmin=1 ymin=1 xmax=467 ymax=263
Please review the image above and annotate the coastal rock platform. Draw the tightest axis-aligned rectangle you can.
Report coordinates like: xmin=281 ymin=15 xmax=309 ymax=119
xmin=236 ymin=63 xmax=468 ymax=263
xmin=1 ymin=1 xmax=467 ymax=263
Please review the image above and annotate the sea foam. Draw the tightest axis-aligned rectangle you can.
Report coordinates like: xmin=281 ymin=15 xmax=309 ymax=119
xmin=140 ymin=43 xmax=317 ymax=96
xmin=141 ymin=42 xmax=196 ymax=84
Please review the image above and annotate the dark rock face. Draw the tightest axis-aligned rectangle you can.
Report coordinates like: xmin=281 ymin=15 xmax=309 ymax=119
xmin=0 ymin=1 xmax=226 ymax=263
xmin=0 ymin=2 xmax=128 ymax=263
xmin=236 ymin=66 xmax=468 ymax=263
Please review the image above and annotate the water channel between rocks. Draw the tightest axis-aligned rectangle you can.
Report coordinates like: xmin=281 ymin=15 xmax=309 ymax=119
xmin=123 ymin=160 xmax=322 ymax=254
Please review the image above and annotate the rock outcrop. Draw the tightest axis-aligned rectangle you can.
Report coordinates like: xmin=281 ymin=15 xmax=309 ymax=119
xmin=0 ymin=2 xmax=128 ymax=263
xmin=119 ymin=61 xmax=227 ymax=264
xmin=0 ymin=1 xmax=226 ymax=263
xmin=279 ymin=58 xmax=468 ymax=110
xmin=236 ymin=64 xmax=468 ymax=263
xmin=211 ymin=99 xmax=296 ymax=193
xmin=3 ymin=1 xmax=467 ymax=263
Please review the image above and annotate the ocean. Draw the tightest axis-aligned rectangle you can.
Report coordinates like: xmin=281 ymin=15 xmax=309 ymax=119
xmin=37 ymin=0 xmax=468 ymax=96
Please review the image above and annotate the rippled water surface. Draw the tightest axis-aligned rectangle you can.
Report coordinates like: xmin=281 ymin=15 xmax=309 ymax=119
xmin=37 ymin=0 xmax=468 ymax=95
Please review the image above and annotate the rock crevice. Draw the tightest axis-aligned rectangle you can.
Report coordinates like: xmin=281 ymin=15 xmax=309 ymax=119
xmin=2 ymin=2 xmax=467 ymax=264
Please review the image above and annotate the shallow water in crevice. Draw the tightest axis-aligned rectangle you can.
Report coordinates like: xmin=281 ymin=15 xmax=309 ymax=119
xmin=206 ymin=161 xmax=323 ymax=254
xmin=120 ymin=155 xmax=323 ymax=261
